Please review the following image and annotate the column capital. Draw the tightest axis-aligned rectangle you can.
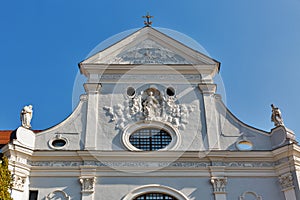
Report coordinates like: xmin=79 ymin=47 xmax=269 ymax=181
xmin=79 ymin=177 xmax=96 ymax=193
xmin=198 ymin=83 xmax=217 ymax=94
xmin=211 ymin=176 xmax=227 ymax=194
xmin=279 ymin=172 xmax=294 ymax=191
xmin=84 ymin=83 xmax=101 ymax=93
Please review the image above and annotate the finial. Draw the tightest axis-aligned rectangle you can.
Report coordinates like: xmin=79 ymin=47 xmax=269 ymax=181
xmin=142 ymin=12 xmax=153 ymax=27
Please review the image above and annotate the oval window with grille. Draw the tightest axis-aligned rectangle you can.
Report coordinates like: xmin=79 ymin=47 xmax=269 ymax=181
xmin=129 ymin=128 xmax=172 ymax=151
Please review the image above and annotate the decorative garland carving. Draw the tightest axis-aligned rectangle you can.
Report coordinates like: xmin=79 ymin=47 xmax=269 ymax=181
xmin=104 ymin=88 xmax=194 ymax=130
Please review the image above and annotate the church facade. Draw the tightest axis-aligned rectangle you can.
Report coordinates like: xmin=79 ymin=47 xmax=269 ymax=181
xmin=1 ymin=26 xmax=300 ymax=200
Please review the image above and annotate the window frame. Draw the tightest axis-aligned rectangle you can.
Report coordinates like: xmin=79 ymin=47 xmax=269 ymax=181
xmin=122 ymin=121 xmax=181 ymax=151
xmin=129 ymin=128 xmax=173 ymax=151
xmin=122 ymin=184 xmax=189 ymax=200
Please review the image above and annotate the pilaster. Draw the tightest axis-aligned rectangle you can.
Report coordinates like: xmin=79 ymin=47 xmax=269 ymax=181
xmin=79 ymin=177 xmax=96 ymax=200
xmin=279 ymin=172 xmax=297 ymax=200
xmin=84 ymin=83 xmax=101 ymax=150
xmin=199 ymin=83 xmax=220 ymax=150
xmin=210 ymin=177 xmax=227 ymax=200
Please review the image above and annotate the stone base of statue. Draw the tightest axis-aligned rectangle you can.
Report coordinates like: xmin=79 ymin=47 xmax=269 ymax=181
xmin=13 ymin=126 xmax=36 ymax=149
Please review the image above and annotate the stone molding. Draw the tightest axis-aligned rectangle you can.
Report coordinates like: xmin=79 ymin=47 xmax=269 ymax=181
xmin=122 ymin=184 xmax=189 ymax=200
xmin=239 ymin=191 xmax=262 ymax=200
xmin=79 ymin=177 xmax=96 ymax=193
xmin=279 ymin=172 xmax=294 ymax=191
xmin=210 ymin=177 xmax=227 ymax=194
xmin=28 ymin=160 xmax=275 ymax=168
xmin=46 ymin=190 xmax=71 ymax=200
xmin=99 ymin=74 xmax=202 ymax=82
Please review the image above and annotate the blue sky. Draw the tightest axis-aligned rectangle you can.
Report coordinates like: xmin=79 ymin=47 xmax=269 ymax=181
xmin=1 ymin=1 xmax=300 ymax=139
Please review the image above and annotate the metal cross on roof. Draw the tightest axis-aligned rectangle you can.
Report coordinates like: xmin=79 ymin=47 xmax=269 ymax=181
xmin=143 ymin=12 xmax=154 ymax=27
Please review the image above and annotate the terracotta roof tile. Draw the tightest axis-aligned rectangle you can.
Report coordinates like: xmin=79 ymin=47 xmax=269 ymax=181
xmin=0 ymin=129 xmax=43 ymax=147
xmin=0 ymin=130 xmax=13 ymax=145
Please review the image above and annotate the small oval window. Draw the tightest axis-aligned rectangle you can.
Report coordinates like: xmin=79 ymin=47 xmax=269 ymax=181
xmin=127 ymin=87 xmax=136 ymax=97
xmin=52 ymin=139 xmax=67 ymax=148
xmin=166 ymin=87 xmax=175 ymax=96
xmin=129 ymin=128 xmax=172 ymax=151
xmin=237 ymin=140 xmax=253 ymax=150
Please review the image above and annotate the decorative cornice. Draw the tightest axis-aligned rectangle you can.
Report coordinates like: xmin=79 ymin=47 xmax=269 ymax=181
xmin=28 ymin=160 xmax=275 ymax=168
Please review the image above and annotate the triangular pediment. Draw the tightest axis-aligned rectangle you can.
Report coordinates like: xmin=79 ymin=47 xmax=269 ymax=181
xmin=81 ymin=27 xmax=219 ymax=66
xmin=103 ymin=38 xmax=191 ymax=64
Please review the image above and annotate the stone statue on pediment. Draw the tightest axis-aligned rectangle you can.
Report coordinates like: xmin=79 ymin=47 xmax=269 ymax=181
xmin=271 ymin=104 xmax=284 ymax=127
xmin=20 ymin=105 xmax=33 ymax=129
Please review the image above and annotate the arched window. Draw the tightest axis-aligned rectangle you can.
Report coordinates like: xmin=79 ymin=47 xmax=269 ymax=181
xmin=122 ymin=184 xmax=189 ymax=200
xmin=129 ymin=128 xmax=172 ymax=151
xmin=134 ymin=193 xmax=177 ymax=200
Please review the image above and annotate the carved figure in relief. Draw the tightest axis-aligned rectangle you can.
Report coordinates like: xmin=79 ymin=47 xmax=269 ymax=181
xmin=130 ymin=94 xmax=142 ymax=115
xmin=20 ymin=105 xmax=33 ymax=129
xmin=103 ymin=88 xmax=195 ymax=130
xmin=143 ymin=91 xmax=160 ymax=120
xmin=271 ymin=104 xmax=284 ymax=127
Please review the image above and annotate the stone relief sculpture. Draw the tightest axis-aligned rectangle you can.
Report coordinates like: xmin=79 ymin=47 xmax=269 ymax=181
xmin=104 ymin=88 xmax=194 ymax=130
xmin=271 ymin=104 xmax=284 ymax=127
xmin=106 ymin=39 xmax=192 ymax=64
xmin=12 ymin=174 xmax=26 ymax=191
xmin=279 ymin=172 xmax=294 ymax=191
xmin=20 ymin=105 xmax=33 ymax=129
xmin=143 ymin=91 xmax=160 ymax=120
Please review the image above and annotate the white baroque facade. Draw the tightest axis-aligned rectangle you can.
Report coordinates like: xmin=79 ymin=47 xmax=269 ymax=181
xmin=2 ymin=26 xmax=300 ymax=200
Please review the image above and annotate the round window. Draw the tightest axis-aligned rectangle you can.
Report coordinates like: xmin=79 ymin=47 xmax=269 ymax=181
xmin=134 ymin=193 xmax=178 ymax=200
xmin=236 ymin=140 xmax=253 ymax=150
xmin=49 ymin=135 xmax=68 ymax=149
xmin=52 ymin=139 xmax=67 ymax=148
xmin=127 ymin=87 xmax=136 ymax=97
xmin=129 ymin=128 xmax=172 ymax=151
xmin=166 ymin=87 xmax=175 ymax=96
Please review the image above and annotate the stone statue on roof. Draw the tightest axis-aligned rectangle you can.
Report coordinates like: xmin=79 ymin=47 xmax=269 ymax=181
xmin=271 ymin=104 xmax=284 ymax=127
xmin=20 ymin=105 xmax=33 ymax=129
